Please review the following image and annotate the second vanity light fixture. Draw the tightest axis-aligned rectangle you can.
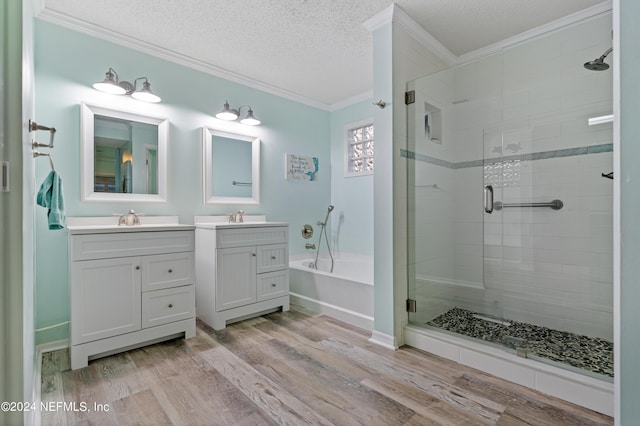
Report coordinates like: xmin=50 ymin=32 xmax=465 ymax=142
xmin=93 ymin=67 xmax=161 ymax=103
xmin=215 ymin=101 xmax=261 ymax=126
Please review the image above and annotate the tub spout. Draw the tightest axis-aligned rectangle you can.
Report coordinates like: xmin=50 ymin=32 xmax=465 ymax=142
xmin=305 ymin=243 xmax=316 ymax=250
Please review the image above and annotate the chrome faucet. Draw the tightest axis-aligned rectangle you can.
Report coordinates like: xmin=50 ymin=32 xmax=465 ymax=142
xmin=118 ymin=210 xmax=140 ymax=226
xmin=227 ymin=210 xmax=245 ymax=223
xmin=305 ymin=243 xmax=316 ymax=250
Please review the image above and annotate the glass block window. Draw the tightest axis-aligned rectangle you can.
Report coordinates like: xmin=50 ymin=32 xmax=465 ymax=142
xmin=345 ymin=121 xmax=374 ymax=176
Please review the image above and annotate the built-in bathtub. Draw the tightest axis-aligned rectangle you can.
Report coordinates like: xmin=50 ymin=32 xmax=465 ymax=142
xmin=289 ymin=255 xmax=373 ymax=330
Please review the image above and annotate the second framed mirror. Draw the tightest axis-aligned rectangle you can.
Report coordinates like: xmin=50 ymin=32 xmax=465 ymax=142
xmin=202 ymin=126 xmax=260 ymax=205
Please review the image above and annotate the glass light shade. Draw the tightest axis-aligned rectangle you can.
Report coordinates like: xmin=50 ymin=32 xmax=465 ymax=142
xmin=131 ymin=81 xmax=161 ymax=103
xmin=93 ymin=69 xmax=126 ymax=95
xmin=215 ymin=101 xmax=239 ymax=121
xmin=240 ymin=108 xmax=261 ymax=126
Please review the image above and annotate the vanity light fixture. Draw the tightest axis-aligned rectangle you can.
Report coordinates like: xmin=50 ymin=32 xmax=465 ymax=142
xmin=215 ymin=101 xmax=261 ymax=126
xmin=92 ymin=68 xmax=161 ymax=103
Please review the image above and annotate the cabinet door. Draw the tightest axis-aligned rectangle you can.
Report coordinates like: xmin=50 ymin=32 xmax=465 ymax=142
xmin=216 ymin=247 xmax=256 ymax=311
xmin=71 ymin=257 xmax=141 ymax=344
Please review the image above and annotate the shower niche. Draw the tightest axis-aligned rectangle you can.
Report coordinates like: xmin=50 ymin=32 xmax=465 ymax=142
xmin=406 ymin=12 xmax=613 ymax=381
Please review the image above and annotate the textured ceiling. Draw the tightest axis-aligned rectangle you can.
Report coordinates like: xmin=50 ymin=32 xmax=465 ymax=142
xmin=40 ymin=0 xmax=608 ymax=108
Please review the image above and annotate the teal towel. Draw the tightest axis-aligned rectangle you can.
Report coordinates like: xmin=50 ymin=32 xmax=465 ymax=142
xmin=37 ymin=171 xmax=66 ymax=230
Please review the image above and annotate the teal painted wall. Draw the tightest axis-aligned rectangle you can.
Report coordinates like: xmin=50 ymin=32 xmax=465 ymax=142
xmin=329 ymin=100 xmax=373 ymax=256
xmin=33 ymin=21 xmax=332 ymax=344
xmin=619 ymin=0 xmax=640 ymax=421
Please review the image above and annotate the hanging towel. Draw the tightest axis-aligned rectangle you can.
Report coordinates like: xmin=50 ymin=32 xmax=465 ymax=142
xmin=37 ymin=171 xmax=66 ymax=230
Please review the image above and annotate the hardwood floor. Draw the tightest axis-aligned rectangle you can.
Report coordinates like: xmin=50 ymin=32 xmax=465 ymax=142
xmin=40 ymin=309 xmax=613 ymax=425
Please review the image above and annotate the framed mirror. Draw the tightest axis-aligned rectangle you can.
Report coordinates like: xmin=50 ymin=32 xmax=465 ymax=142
xmin=80 ymin=102 xmax=168 ymax=202
xmin=203 ymin=126 xmax=260 ymax=205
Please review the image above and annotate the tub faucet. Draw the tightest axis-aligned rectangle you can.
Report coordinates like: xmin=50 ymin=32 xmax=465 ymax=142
xmin=305 ymin=243 xmax=316 ymax=250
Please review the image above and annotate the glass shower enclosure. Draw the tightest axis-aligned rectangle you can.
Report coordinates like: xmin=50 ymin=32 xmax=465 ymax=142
xmin=406 ymin=12 xmax=613 ymax=379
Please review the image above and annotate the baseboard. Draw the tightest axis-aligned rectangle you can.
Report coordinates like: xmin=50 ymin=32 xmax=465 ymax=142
xmin=290 ymin=292 xmax=373 ymax=331
xmin=32 ymin=339 xmax=69 ymax=426
xmin=368 ymin=330 xmax=398 ymax=350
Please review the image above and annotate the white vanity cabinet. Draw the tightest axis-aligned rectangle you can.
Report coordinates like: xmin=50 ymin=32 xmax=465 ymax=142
xmin=68 ymin=226 xmax=196 ymax=370
xmin=195 ymin=222 xmax=289 ymax=330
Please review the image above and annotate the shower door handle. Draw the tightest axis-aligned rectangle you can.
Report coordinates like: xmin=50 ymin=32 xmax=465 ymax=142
xmin=484 ymin=185 xmax=494 ymax=213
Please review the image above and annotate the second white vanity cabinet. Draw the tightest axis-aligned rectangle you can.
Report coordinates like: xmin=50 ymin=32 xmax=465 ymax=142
xmin=68 ymin=222 xmax=196 ymax=370
xmin=195 ymin=221 xmax=289 ymax=330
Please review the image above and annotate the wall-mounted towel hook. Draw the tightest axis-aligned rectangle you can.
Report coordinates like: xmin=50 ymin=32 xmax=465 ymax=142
xmin=33 ymin=151 xmax=55 ymax=171
xmin=29 ymin=119 xmax=56 ymax=148
xmin=373 ymin=100 xmax=386 ymax=109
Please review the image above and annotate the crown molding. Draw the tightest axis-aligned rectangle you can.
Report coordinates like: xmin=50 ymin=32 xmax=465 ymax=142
xmin=456 ymin=1 xmax=613 ymax=64
xmin=329 ymin=90 xmax=373 ymax=112
xmin=362 ymin=3 xmax=394 ymax=33
xmin=391 ymin=5 xmax=458 ymax=66
xmin=35 ymin=7 xmax=332 ymax=111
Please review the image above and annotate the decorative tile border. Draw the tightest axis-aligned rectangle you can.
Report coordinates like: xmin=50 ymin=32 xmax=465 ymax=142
xmin=401 ymin=143 xmax=613 ymax=169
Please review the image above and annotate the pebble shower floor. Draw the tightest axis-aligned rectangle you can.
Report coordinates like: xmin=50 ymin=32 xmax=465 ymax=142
xmin=427 ymin=307 xmax=613 ymax=378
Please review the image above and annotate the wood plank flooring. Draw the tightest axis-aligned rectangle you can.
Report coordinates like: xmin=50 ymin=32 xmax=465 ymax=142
xmin=40 ymin=308 xmax=613 ymax=425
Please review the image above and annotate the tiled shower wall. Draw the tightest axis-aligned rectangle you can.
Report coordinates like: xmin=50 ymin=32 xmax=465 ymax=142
xmin=407 ymin=12 xmax=613 ymax=340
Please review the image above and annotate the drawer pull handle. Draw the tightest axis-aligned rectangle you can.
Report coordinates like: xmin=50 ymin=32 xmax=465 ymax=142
xmin=271 ymin=256 xmax=276 ymax=260
xmin=168 ymin=303 xmax=174 ymax=308
xmin=271 ymin=283 xmax=277 ymax=287
xmin=252 ymin=253 xmax=256 ymax=257
xmin=135 ymin=266 xmax=140 ymax=270
xmin=168 ymin=269 xmax=173 ymax=273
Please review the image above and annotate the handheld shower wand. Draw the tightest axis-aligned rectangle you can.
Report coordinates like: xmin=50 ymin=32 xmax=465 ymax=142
xmin=314 ymin=205 xmax=335 ymax=273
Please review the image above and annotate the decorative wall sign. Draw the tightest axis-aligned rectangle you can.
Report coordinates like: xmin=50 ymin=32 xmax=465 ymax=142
xmin=285 ymin=154 xmax=318 ymax=181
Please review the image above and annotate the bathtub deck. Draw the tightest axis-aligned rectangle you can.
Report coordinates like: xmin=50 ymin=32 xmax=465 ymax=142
xmin=40 ymin=309 xmax=612 ymax=425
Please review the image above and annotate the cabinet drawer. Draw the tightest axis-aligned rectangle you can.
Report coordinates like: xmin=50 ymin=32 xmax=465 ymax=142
xmin=257 ymin=270 xmax=289 ymax=302
xmin=141 ymin=252 xmax=194 ymax=292
xmin=70 ymin=230 xmax=194 ymax=261
xmin=142 ymin=285 xmax=195 ymax=328
xmin=216 ymin=226 xmax=288 ymax=248
xmin=256 ymin=244 xmax=288 ymax=273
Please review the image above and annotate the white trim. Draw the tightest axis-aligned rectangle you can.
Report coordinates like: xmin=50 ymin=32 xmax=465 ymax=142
xmin=405 ymin=325 xmax=614 ymax=416
xmin=290 ymin=292 xmax=374 ymax=331
xmin=457 ymin=2 xmax=613 ymax=64
xmin=362 ymin=3 xmax=395 ymax=33
xmin=35 ymin=8 xmax=332 ymax=111
xmin=363 ymin=1 xmax=613 ymax=70
xmin=32 ymin=339 xmax=70 ymax=426
xmin=329 ymin=90 xmax=373 ymax=112
xmin=368 ymin=330 xmax=398 ymax=350
xmin=391 ymin=6 xmax=458 ymax=66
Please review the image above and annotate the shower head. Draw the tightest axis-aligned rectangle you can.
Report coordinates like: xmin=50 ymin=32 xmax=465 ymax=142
xmin=328 ymin=205 xmax=334 ymax=212
xmin=584 ymin=47 xmax=613 ymax=71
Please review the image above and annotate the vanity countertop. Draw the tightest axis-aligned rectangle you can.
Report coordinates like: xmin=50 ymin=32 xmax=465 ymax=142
xmin=66 ymin=216 xmax=195 ymax=235
xmin=194 ymin=221 xmax=288 ymax=230
xmin=193 ymin=215 xmax=287 ymax=230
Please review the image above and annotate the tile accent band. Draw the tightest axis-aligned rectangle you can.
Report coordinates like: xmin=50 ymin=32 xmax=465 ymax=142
xmin=400 ymin=143 xmax=613 ymax=169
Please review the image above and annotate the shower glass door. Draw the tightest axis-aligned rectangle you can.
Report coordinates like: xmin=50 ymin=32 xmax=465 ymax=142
xmin=406 ymin=50 xmax=503 ymax=328
xmin=406 ymin=11 xmax=613 ymax=378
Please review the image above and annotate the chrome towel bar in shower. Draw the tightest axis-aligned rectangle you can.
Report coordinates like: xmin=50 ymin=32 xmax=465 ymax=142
xmin=493 ymin=199 xmax=564 ymax=211
xmin=484 ymin=185 xmax=563 ymax=212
